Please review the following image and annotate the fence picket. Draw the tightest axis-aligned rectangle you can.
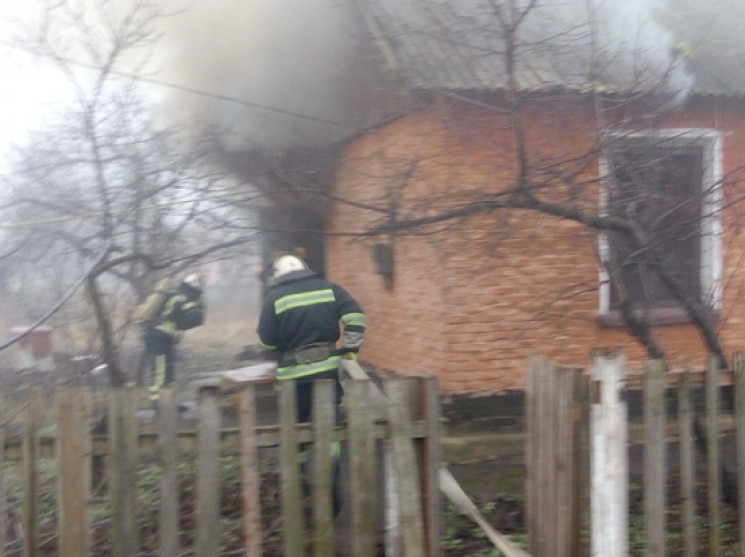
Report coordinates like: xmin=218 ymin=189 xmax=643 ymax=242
xmin=22 ymin=388 xmax=39 ymax=557
xmin=0 ymin=393 xmax=6 ymax=557
xmin=158 ymin=387 xmax=179 ymax=556
xmin=736 ymin=353 xmax=745 ymax=557
xmin=58 ymin=388 xmax=90 ymax=557
xmin=237 ymin=383 xmax=262 ymax=557
xmin=347 ymin=379 xmax=376 ymax=557
xmin=196 ymin=384 xmax=221 ymax=557
xmin=554 ymin=365 xmax=574 ymax=557
xmin=679 ymin=366 xmax=697 ymax=557
xmin=416 ymin=374 xmax=442 ymax=557
xmin=279 ymin=380 xmax=304 ymax=557
xmin=526 ymin=354 xmax=547 ymax=555
xmin=109 ymin=385 xmax=138 ymax=557
xmin=706 ymin=355 xmax=722 ymax=557
xmin=589 ymin=350 xmax=628 ymax=557
xmin=386 ymin=378 xmax=426 ymax=557
xmin=526 ymin=356 xmax=585 ymax=557
xmin=312 ymin=379 xmax=335 ymax=557
xmin=644 ymin=360 xmax=666 ymax=557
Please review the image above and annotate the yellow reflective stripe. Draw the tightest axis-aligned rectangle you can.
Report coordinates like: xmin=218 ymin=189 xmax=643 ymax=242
xmin=162 ymin=296 xmax=179 ymax=315
xmin=275 ymin=289 xmax=335 ymax=315
xmin=341 ymin=312 xmax=365 ymax=328
xmin=261 ymin=341 xmax=277 ymax=351
xmin=155 ymin=321 xmax=178 ymax=336
xmin=276 ymin=355 xmax=343 ymax=380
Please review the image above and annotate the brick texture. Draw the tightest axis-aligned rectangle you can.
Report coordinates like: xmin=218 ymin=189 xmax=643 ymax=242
xmin=327 ymin=97 xmax=745 ymax=392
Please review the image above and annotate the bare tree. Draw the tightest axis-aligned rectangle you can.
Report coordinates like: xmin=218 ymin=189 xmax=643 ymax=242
xmin=1 ymin=0 xmax=258 ymax=384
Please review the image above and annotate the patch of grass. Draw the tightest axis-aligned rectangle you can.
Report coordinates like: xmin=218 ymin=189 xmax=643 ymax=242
xmin=441 ymin=500 xmax=527 ymax=557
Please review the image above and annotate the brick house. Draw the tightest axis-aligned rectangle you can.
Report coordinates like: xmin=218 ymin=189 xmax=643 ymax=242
xmin=252 ymin=1 xmax=745 ymax=392
xmin=311 ymin=1 xmax=745 ymax=392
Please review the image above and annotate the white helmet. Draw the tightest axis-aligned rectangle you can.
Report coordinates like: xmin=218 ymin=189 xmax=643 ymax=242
xmin=182 ymin=273 xmax=203 ymax=292
xmin=273 ymin=255 xmax=307 ymax=278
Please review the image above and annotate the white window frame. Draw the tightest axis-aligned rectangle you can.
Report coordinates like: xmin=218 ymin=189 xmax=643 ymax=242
xmin=598 ymin=128 xmax=722 ymax=316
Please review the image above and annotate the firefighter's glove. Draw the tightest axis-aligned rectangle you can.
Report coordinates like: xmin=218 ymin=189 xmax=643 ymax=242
xmin=342 ymin=330 xmax=364 ymax=351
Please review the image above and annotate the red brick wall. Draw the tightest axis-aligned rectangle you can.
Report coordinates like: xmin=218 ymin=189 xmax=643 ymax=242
xmin=327 ymin=96 xmax=745 ymax=392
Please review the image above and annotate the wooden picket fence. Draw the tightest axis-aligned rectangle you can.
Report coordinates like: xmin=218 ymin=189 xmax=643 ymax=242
xmin=526 ymin=350 xmax=745 ymax=557
xmin=0 ymin=364 xmax=441 ymax=556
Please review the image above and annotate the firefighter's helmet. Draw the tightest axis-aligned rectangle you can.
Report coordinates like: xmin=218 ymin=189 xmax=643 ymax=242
xmin=273 ymin=255 xmax=307 ymax=278
xmin=182 ymin=273 xmax=203 ymax=293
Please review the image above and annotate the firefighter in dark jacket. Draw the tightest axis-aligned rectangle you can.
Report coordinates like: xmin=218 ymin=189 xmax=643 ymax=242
xmin=257 ymin=254 xmax=365 ymax=422
xmin=142 ymin=273 xmax=205 ymax=406
xmin=257 ymin=254 xmax=364 ymax=514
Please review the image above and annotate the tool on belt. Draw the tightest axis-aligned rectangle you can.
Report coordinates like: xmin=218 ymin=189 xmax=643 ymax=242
xmin=283 ymin=342 xmax=338 ymax=365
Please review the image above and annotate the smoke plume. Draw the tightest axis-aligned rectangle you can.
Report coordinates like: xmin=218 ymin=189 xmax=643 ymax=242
xmin=153 ymin=0 xmax=698 ymax=155
xmin=154 ymin=0 xmax=370 ymax=152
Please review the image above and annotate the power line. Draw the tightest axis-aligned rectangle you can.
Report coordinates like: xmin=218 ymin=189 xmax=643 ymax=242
xmin=0 ymin=40 xmax=350 ymax=129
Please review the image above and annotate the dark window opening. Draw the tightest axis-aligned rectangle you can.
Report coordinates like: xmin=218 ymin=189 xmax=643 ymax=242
xmin=607 ymin=143 xmax=704 ymax=312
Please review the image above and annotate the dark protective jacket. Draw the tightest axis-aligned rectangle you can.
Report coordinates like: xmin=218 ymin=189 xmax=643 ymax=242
xmin=257 ymin=269 xmax=365 ymax=381
xmin=151 ymin=289 xmax=205 ymax=339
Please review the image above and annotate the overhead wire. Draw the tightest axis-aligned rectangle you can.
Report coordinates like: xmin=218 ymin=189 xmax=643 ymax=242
xmin=0 ymin=39 xmax=349 ymax=129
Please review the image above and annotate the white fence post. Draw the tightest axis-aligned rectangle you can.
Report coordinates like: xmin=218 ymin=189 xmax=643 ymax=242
xmin=590 ymin=350 xmax=628 ymax=557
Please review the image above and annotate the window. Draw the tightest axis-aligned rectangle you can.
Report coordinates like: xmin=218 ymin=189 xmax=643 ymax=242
xmin=598 ymin=130 xmax=722 ymax=325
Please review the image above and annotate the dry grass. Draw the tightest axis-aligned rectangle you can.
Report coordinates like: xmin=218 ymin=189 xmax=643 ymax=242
xmin=178 ymin=316 xmax=260 ymax=374
xmin=188 ymin=316 xmax=259 ymax=348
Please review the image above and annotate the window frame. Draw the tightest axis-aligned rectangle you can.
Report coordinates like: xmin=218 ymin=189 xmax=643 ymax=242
xmin=597 ymin=128 xmax=722 ymax=326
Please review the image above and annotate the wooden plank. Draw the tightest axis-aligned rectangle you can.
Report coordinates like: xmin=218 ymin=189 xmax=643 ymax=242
xmin=1 ymin=415 xmax=430 ymax=461
xmin=416 ymin=374 xmax=442 ymax=557
xmin=706 ymin=354 xmax=721 ymax=557
xmin=527 ymin=353 xmax=552 ymax=555
xmin=735 ymin=353 xmax=745 ymax=557
xmin=109 ymin=385 xmax=138 ymax=557
xmin=644 ymin=360 xmax=666 ymax=557
xmin=58 ymin=388 xmax=91 ymax=557
xmin=679 ymin=366 xmax=697 ymax=557
xmin=0 ymin=392 xmax=6 ymax=557
xmin=22 ymin=388 xmax=39 ymax=557
xmin=556 ymin=366 xmax=570 ymax=556
xmin=625 ymin=368 xmax=734 ymax=390
xmin=279 ymin=380 xmax=303 ymax=557
xmin=525 ymin=355 xmax=539 ymax=556
xmin=590 ymin=350 xmax=628 ymax=557
xmin=341 ymin=360 xmax=404 ymax=556
xmin=158 ymin=387 xmax=179 ymax=556
xmin=543 ymin=359 xmax=558 ymax=555
xmin=196 ymin=385 xmax=221 ymax=557
xmin=385 ymin=379 xmax=426 ymax=557
xmin=237 ymin=383 xmax=262 ymax=557
xmin=555 ymin=365 xmax=577 ymax=557
xmin=312 ymin=380 xmax=334 ymax=557
xmin=347 ymin=379 xmax=376 ymax=557
xmin=124 ymin=386 xmax=138 ymax=555
xmin=571 ymin=367 xmax=589 ymax=557
xmin=108 ymin=388 xmax=125 ymax=557
xmin=384 ymin=440 xmax=400 ymax=557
